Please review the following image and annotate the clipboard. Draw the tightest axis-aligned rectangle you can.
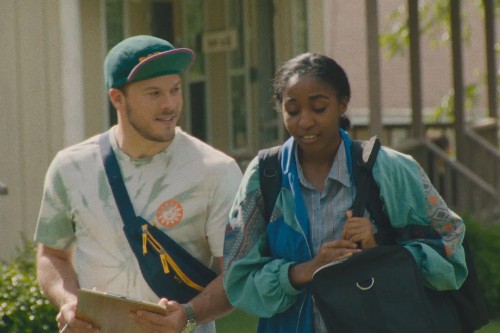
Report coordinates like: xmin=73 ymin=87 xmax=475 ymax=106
xmin=75 ymin=288 xmax=167 ymax=333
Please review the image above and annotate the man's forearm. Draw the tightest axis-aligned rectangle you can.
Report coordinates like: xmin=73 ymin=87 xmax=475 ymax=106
xmin=36 ymin=244 xmax=80 ymax=309
xmin=188 ymin=274 xmax=234 ymax=324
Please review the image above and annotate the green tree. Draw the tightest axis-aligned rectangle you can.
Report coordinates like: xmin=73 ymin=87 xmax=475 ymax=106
xmin=380 ymin=0 xmax=499 ymax=120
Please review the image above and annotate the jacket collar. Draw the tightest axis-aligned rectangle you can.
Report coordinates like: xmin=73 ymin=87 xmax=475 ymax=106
xmin=281 ymin=129 xmax=354 ymax=181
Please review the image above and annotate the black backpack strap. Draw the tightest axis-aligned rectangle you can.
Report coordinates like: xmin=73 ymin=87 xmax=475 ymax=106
xmin=258 ymin=140 xmax=380 ymax=223
xmin=351 ymin=137 xmax=397 ymax=245
xmin=350 ymin=136 xmax=381 ymax=218
xmin=258 ymin=146 xmax=282 ymax=222
xmin=99 ymin=132 xmax=136 ymax=223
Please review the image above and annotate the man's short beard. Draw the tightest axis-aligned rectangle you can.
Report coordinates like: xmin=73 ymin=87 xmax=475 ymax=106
xmin=126 ymin=104 xmax=175 ymax=143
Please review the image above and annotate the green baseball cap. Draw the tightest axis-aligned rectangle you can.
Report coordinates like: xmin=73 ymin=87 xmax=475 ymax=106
xmin=104 ymin=35 xmax=195 ymax=89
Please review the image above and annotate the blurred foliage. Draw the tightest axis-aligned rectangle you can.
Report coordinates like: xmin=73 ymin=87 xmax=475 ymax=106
xmin=0 ymin=236 xmax=58 ymax=332
xmin=434 ymin=82 xmax=481 ymax=122
xmin=380 ymin=0 xmax=460 ymax=59
xmin=464 ymin=215 xmax=500 ymax=318
xmin=379 ymin=0 xmax=500 ymax=121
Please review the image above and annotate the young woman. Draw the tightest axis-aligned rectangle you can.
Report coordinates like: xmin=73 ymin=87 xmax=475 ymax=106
xmin=223 ymin=53 xmax=467 ymax=333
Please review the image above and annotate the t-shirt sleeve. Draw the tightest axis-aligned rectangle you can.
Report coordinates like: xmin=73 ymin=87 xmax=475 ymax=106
xmin=205 ymin=160 xmax=243 ymax=257
xmin=34 ymin=153 xmax=76 ymax=249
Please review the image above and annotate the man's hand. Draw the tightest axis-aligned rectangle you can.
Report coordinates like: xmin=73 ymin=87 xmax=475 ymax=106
xmin=36 ymin=244 xmax=98 ymax=332
xmin=132 ymin=298 xmax=186 ymax=333
xmin=57 ymin=300 xmax=99 ymax=332
xmin=132 ymin=260 xmax=233 ymax=332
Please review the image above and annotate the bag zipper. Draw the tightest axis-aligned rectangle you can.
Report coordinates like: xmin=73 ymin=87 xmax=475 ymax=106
xmin=141 ymin=224 xmax=205 ymax=292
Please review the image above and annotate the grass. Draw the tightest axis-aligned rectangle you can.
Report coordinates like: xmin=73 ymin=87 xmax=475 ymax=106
xmin=477 ymin=320 xmax=500 ymax=333
xmin=216 ymin=310 xmax=258 ymax=333
xmin=216 ymin=310 xmax=499 ymax=333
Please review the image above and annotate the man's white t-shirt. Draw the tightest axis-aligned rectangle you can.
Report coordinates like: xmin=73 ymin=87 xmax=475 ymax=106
xmin=35 ymin=127 xmax=243 ymax=306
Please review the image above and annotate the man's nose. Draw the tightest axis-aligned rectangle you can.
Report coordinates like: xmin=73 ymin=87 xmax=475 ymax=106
xmin=160 ymin=94 xmax=176 ymax=109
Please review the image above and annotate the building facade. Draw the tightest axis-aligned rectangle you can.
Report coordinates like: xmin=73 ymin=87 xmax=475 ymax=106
xmin=0 ymin=0 xmax=496 ymax=260
xmin=0 ymin=0 xmax=329 ymax=260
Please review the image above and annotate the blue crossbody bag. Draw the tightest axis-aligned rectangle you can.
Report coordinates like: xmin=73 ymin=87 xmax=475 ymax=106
xmin=99 ymin=132 xmax=217 ymax=303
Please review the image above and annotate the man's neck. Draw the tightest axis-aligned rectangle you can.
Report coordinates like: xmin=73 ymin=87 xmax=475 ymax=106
xmin=113 ymin=126 xmax=172 ymax=159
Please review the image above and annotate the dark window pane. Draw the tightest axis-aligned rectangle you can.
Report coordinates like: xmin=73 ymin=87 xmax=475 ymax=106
xmin=105 ymin=0 xmax=124 ymax=126
xmin=151 ymin=2 xmax=174 ymax=42
xmin=231 ymin=75 xmax=247 ymax=149
xmin=183 ymin=0 xmax=205 ymax=77
xmin=228 ymin=0 xmax=244 ymax=68
xmin=190 ymin=82 xmax=206 ymax=141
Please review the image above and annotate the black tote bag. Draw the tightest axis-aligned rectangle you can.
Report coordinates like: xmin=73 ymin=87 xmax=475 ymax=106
xmin=310 ymin=245 xmax=461 ymax=333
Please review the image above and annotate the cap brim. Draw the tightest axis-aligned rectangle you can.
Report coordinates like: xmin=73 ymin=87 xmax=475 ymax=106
xmin=127 ymin=48 xmax=194 ymax=83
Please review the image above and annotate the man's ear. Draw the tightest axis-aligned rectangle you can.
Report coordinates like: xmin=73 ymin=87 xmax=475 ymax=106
xmin=108 ymin=88 xmax=124 ymax=110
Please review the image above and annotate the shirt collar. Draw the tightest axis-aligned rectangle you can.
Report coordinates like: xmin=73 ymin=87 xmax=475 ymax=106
xmin=295 ymin=140 xmax=352 ymax=190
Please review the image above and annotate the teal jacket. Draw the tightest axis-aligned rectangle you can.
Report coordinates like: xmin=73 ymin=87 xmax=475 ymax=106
xmin=223 ymin=131 xmax=467 ymax=333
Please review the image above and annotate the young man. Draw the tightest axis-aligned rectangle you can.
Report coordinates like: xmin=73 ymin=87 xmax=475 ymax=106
xmin=35 ymin=35 xmax=242 ymax=333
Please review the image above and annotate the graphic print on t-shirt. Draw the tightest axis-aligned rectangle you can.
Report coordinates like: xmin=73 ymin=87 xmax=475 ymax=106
xmin=156 ymin=199 xmax=184 ymax=227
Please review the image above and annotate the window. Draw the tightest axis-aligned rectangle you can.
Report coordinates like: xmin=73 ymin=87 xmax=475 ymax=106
xmin=105 ymin=0 xmax=125 ymax=126
xmin=227 ymin=0 xmax=250 ymax=151
xmin=182 ymin=0 xmax=207 ymax=141
xmin=151 ymin=1 xmax=174 ymax=42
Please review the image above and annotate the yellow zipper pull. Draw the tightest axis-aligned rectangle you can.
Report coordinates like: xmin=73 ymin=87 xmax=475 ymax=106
xmin=142 ymin=224 xmax=148 ymax=254
xmin=160 ymin=253 xmax=170 ymax=274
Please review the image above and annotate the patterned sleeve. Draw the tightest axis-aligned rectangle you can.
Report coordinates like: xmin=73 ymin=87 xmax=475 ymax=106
xmin=373 ymin=147 xmax=468 ymax=290
xmin=405 ymin=165 xmax=468 ymax=290
xmin=223 ymin=157 xmax=302 ymax=317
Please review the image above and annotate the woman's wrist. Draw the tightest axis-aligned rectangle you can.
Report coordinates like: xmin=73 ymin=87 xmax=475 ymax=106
xmin=289 ymin=261 xmax=315 ymax=288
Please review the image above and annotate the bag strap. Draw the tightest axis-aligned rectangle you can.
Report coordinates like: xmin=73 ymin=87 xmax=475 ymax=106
xmin=351 ymin=137 xmax=397 ymax=245
xmin=99 ymin=132 xmax=218 ymax=296
xmin=350 ymin=136 xmax=381 ymax=218
xmin=257 ymin=139 xmax=382 ymax=222
xmin=258 ymin=145 xmax=282 ymax=222
xmin=99 ymin=132 xmax=137 ymax=224
xmin=257 ymin=138 xmax=381 ymax=222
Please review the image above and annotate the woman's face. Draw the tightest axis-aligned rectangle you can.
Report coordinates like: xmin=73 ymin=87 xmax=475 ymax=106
xmin=281 ymin=74 xmax=348 ymax=155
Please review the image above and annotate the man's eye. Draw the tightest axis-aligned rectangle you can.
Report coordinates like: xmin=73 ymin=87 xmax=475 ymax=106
xmin=313 ymin=107 xmax=326 ymax=113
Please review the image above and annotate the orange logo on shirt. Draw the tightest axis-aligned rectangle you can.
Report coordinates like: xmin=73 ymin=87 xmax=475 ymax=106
xmin=156 ymin=200 xmax=184 ymax=227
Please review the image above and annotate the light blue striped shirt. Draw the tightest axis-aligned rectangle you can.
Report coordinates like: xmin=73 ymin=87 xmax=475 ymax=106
xmin=295 ymin=141 xmax=355 ymax=333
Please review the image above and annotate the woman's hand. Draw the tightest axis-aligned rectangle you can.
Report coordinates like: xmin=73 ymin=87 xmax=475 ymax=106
xmin=289 ymin=239 xmax=360 ymax=288
xmin=341 ymin=210 xmax=377 ymax=249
